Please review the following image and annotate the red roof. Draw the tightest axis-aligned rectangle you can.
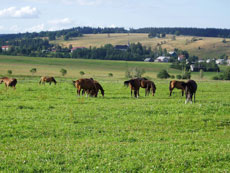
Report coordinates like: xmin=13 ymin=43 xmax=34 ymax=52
xmin=2 ymin=45 xmax=9 ymax=48
xmin=71 ymin=47 xmax=86 ymax=51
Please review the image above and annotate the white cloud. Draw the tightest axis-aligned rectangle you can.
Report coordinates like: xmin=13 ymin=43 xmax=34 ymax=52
xmin=0 ymin=25 xmax=4 ymax=30
xmin=9 ymin=25 xmax=21 ymax=33
xmin=0 ymin=6 xmax=39 ymax=18
xmin=48 ymin=18 xmax=72 ymax=25
xmin=26 ymin=24 xmax=45 ymax=32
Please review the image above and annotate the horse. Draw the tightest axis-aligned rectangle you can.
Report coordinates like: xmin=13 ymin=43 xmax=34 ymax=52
xmin=0 ymin=77 xmax=17 ymax=89
xmin=73 ymin=78 xmax=97 ymax=97
xmin=140 ymin=80 xmax=156 ymax=96
xmin=39 ymin=76 xmax=57 ymax=85
xmin=182 ymin=80 xmax=197 ymax=104
xmin=82 ymin=79 xmax=104 ymax=97
xmin=124 ymin=78 xmax=141 ymax=98
xmin=169 ymin=80 xmax=186 ymax=96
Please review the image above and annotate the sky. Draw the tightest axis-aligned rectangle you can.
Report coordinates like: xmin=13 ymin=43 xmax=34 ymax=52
xmin=0 ymin=0 xmax=229 ymax=34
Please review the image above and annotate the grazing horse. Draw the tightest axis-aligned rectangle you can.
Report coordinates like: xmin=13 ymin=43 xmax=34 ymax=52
xmin=182 ymin=80 xmax=197 ymax=104
xmin=0 ymin=77 xmax=17 ymax=89
xmin=39 ymin=76 xmax=57 ymax=85
xmin=73 ymin=78 xmax=97 ymax=97
xmin=169 ymin=80 xmax=186 ymax=96
xmin=124 ymin=78 xmax=141 ymax=98
xmin=140 ymin=80 xmax=156 ymax=96
xmin=82 ymin=79 xmax=105 ymax=97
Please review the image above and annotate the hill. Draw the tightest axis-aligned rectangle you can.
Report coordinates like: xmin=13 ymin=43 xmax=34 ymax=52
xmin=52 ymin=33 xmax=230 ymax=59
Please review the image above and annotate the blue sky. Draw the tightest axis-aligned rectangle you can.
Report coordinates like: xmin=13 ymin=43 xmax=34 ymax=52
xmin=0 ymin=0 xmax=229 ymax=34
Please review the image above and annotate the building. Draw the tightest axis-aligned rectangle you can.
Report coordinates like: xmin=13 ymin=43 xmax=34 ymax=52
xmin=144 ymin=58 xmax=153 ymax=62
xmin=155 ymin=56 xmax=170 ymax=63
xmin=71 ymin=47 xmax=86 ymax=53
xmin=178 ymin=55 xmax=185 ymax=61
xmin=168 ymin=51 xmax=177 ymax=57
xmin=216 ymin=59 xmax=225 ymax=65
xmin=114 ymin=45 xmax=129 ymax=51
xmin=1 ymin=45 xmax=10 ymax=51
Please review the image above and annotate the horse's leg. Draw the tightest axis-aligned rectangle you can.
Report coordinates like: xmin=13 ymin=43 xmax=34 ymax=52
xmin=182 ymin=90 xmax=184 ymax=96
xmin=169 ymin=89 xmax=173 ymax=96
xmin=194 ymin=93 xmax=196 ymax=103
xmin=145 ymin=88 xmax=147 ymax=96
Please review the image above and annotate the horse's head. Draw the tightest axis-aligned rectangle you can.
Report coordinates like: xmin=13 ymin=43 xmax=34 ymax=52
xmin=101 ymin=89 xmax=105 ymax=97
xmin=0 ymin=79 xmax=3 ymax=84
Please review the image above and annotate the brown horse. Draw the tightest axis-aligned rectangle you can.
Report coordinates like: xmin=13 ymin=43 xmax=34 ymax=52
xmin=82 ymin=79 xmax=105 ymax=97
xmin=140 ymin=80 xmax=156 ymax=96
xmin=182 ymin=80 xmax=197 ymax=104
xmin=124 ymin=78 xmax=141 ymax=98
xmin=73 ymin=78 xmax=97 ymax=97
xmin=169 ymin=80 xmax=186 ymax=96
xmin=39 ymin=76 xmax=57 ymax=85
xmin=0 ymin=77 xmax=17 ymax=89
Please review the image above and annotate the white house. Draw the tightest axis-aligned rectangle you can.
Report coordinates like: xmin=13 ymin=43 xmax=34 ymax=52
xmin=155 ymin=56 xmax=170 ymax=63
xmin=144 ymin=58 xmax=153 ymax=62
xmin=178 ymin=55 xmax=185 ymax=61
xmin=216 ymin=59 xmax=225 ymax=65
xmin=1 ymin=45 xmax=10 ymax=51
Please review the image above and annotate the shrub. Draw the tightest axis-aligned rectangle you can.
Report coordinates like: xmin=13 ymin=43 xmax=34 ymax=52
xmin=108 ymin=73 xmax=113 ymax=77
xmin=157 ymin=69 xmax=170 ymax=79
xmin=182 ymin=71 xmax=191 ymax=79
xmin=7 ymin=70 xmax=12 ymax=75
xmin=60 ymin=68 xmax=67 ymax=76
xmin=176 ymin=74 xmax=182 ymax=79
xmin=125 ymin=67 xmax=145 ymax=78
xmin=30 ymin=68 xmax=37 ymax=75
xmin=80 ymin=71 xmax=85 ymax=76
xmin=170 ymin=75 xmax=175 ymax=79
xmin=223 ymin=67 xmax=230 ymax=80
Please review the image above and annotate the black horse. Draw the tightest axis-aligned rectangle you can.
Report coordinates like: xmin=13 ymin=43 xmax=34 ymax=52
xmin=182 ymin=80 xmax=197 ymax=104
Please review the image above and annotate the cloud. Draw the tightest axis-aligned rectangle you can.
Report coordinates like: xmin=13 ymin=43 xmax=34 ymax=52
xmin=0 ymin=6 xmax=39 ymax=18
xmin=26 ymin=24 xmax=45 ymax=32
xmin=0 ymin=25 xmax=4 ymax=30
xmin=48 ymin=18 xmax=72 ymax=25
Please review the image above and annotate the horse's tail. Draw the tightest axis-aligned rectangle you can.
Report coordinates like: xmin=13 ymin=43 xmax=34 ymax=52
xmin=124 ymin=80 xmax=130 ymax=87
xmin=169 ymin=81 xmax=173 ymax=90
xmin=72 ymin=80 xmax=76 ymax=87
xmin=39 ymin=78 xmax=42 ymax=84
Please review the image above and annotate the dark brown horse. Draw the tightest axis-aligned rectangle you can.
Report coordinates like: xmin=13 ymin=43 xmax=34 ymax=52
xmin=73 ymin=78 xmax=97 ymax=97
xmin=82 ymin=79 xmax=104 ymax=97
xmin=182 ymin=80 xmax=197 ymax=104
xmin=39 ymin=76 xmax=57 ymax=85
xmin=169 ymin=80 xmax=186 ymax=96
xmin=140 ymin=80 xmax=156 ymax=96
xmin=0 ymin=77 xmax=17 ymax=89
xmin=124 ymin=78 xmax=141 ymax=98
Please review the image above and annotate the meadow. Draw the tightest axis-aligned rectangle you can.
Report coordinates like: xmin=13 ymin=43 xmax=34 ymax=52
xmin=0 ymin=55 xmax=230 ymax=172
xmin=52 ymin=33 xmax=230 ymax=58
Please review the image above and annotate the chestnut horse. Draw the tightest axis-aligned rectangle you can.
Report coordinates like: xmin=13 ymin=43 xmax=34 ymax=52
xmin=140 ymin=80 xmax=156 ymax=96
xmin=73 ymin=78 xmax=97 ymax=97
xmin=182 ymin=80 xmax=197 ymax=104
xmin=169 ymin=80 xmax=186 ymax=96
xmin=0 ymin=77 xmax=17 ymax=89
xmin=39 ymin=76 xmax=57 ymax=85
xmin=124 ymin=78 xmax=147 ymax=98
xmin=82 ymin=79 xmax=104 ymax=97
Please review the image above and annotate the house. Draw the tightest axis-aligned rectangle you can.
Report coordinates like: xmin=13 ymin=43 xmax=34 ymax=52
xmin=227 ymin=59 xmax=230 ymax=66
xmin=168 ymin=51 xmax=177 ymax=57
xmin=198 ymin=59 xmax=205 ymax=63
xmin=144 ymin=58 xmax=153 ymax=62
xmin=1 ymin=45 xmax=10 ymax=51
xmin=71 ymin=47 xmax=86 ymax=53
xmin=178 ymin=55 xmax=185 ymax=61
xmin=155 ymin=56 xmax=170 ymax=63
xmin=216 ymin=59 xmax=225 ymax=65
xmin=114 ymin=45 xmax=129 ymax=51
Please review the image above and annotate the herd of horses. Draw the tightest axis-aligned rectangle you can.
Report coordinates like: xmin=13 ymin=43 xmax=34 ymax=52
xmin=0 ymin=76 xmax=197 ymax=104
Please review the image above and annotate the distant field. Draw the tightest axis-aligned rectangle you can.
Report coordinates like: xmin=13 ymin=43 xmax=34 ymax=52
xmin=0 ymin=55 xmax=223 ymax=81
xmin=52 ymin=33 xmax=230 ymax=58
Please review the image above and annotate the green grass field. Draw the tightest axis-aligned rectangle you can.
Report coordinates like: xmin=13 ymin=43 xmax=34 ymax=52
xmin=0 ymin=55 xmax=230 ymax=172
xmin=52 ymin=33 xmax=230 ymax=58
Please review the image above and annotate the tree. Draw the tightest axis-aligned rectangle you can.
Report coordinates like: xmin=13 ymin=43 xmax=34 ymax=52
xmin=200 ymin=69 xmax=204 ymax=79
xmin=223 ymin=67 xmax=230 ymax=80
xmin=7 ymin=70 xmax=12 ymax=75
xmin=108 ymin=73 xmax=113 ymax=77
xmin=157 ymin=69 xmax=170 ymax=79
xmin=60 ymin=68 xmax=67 ymax=76
xmin=80 ymin=71 xmax=85 ymax=76
xmin=30 ymin=68 xmax=37 ymax=75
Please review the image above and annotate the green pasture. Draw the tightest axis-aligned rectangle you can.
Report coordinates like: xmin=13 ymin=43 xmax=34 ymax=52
xmin=0 ymin=55 xmax=230 ymax=172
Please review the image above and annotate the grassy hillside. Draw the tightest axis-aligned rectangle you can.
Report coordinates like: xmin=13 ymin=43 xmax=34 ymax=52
xmin=52 ymin=33 xmax=230 ymax=58
xmin=0 ymin=55 xmax=222 ymax=81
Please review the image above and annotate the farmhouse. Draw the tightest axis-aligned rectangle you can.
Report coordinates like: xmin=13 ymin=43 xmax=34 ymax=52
xmin=168 ymin=51 xmax=177 ymax=57
xmin=114 ymin=45 xmax=129 ymax=51
xmin=1 ymin=45 xmax=10 ymax=51
xmin=178 ymin=54 xmax=185 ymax=61
xmin=216 ymin=59 xmax=225 ymax=65
xmin=71 ymin=47 xmax=86 ymax=53
xmin=155 ymin=56 xmax=169 ymax=62
xmin=144 ymin=58 xmax=153 ymax=62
